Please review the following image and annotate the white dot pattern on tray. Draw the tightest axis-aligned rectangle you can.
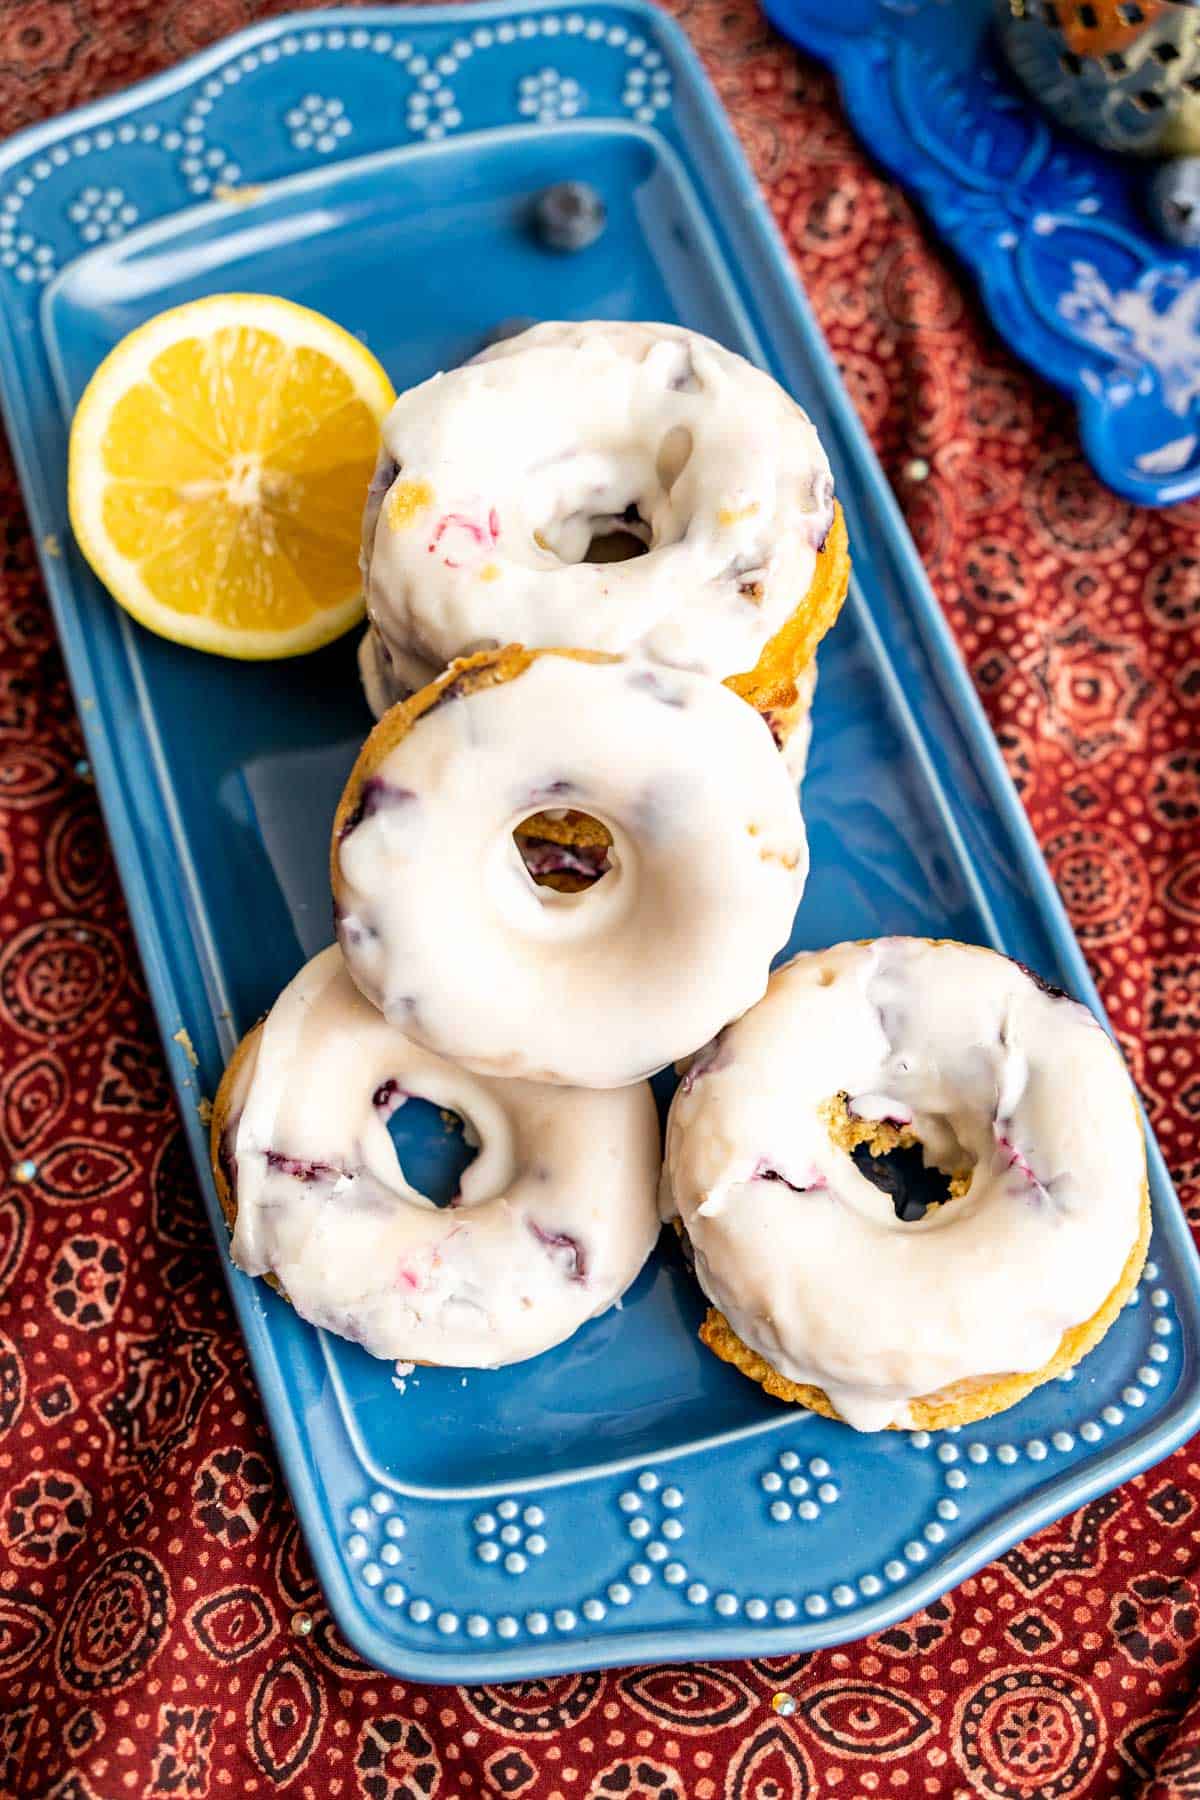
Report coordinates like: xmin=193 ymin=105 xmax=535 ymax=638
xmin=473 ymin=1499 xmax=548 ymax=1575
xmin=284 ymin=93 xmax=353 ymax=154
xmin=0 ymin=10 xmax=676 ymax=280
xmin=67 ymin=184 xmax=139 ymax=247
xmin=324 ymin=1263 xmax=1182 ymax=1640
xmin=760 ymin=1448 xmax=841 ymax=1525
xmin=517 ymin=68 xmax=585 ymax=123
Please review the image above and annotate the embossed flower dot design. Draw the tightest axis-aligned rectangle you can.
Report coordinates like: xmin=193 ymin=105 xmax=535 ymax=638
xmin=474 ymin=1499 xmax=547 ymax=1575
xmin=284 ymin=94 xmax=353 ymax=155
xmin=345 ymin=1492 xmax=408 ymax=1608
xmin=516 ymin=68 xmax=584 ymax=122
xmin=67 ymin=184 xmax=138 ymax=245
xmin=760 ymin=1450 xmax=840 ymax=1525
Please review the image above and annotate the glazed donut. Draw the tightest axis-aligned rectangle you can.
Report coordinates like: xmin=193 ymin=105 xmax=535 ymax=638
xmin=211 ymin=946 xmax=662 ymax=1366
xmin=664 ymin=938 xmax=1150 ymax=1431
xmin=357 ymin=320 xmax=848 ymax=723
xmin=332 ymin=646 xmax=808 ymax=1089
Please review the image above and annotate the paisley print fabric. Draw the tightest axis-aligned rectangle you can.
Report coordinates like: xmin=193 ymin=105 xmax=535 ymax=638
xmin=1 ymin=0 xmax=1199 ymax=1793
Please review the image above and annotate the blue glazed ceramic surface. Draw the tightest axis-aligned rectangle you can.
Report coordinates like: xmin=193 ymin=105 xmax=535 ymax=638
xmin=764 ymin=0 xmax=1200 ymax=507
xmin=0 ymin=1 xmax=1198 ymax=1681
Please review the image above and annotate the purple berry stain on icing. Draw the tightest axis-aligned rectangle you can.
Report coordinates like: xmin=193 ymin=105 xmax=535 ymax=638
xmin=762 ymin=710 xmax=787 ymax=752
xmin=265 ymin=1150 xmax=343 ymax=1184
xmin=373 ymin=1078 xmax=408 ymax=1121
xmin=753 ymin=1158 xmax=825 ymax=1195
xmin=337 ymin=913 xmax=375 ymax=950
xmin=627 ymin=668 xmax=688 ymax=708
xmin=669 ymin=345 xmax=700 ymax=393
xmin=994 ymin=1128 xmax=1048 ymax=1200
xmin=1012 ymin=957 xmax=1072 ymax=1005
xmin=339 ymin=777 xmax=416 ymax=842
xmin=528 ymin=1221 xmax=588 ymax=1284
xmin=526 ymin=778 xmax=576 ymax=806
xmin=428 ymin=508 xmax=500 ymax=569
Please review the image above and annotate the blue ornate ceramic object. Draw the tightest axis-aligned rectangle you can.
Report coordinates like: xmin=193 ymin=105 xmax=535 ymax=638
xmin=1 ymin=1 xmax=1198 ymax=1681
xmin=764 ymin=0 xmax=1200 ymax=506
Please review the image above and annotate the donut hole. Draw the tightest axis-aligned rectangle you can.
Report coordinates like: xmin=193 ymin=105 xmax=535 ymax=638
xmin=539 ymin=425 xmax=693 ymax=566
xmin=821 ymin=1092 xmax=972 ymax=1225
xmin=851 ymin=1141 xmax=955 ymax=1225
xmin=512 ymin=809 xmax=615 ymax=892
xmin=575 ymin=429 xmax=693 ymax=562
xmin=583 ymin=502 xmax=652 ymax=565
xmin=375 ymin=1082 xmax=478 ymax=1208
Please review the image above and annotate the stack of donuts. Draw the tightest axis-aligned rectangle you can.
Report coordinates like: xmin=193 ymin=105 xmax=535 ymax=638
xmin=212 ymin=322 xmax=1149 ymax=1432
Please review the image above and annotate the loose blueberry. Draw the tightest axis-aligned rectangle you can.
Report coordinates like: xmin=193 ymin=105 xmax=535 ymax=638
xmin=1147 ymin=156 xmax=1200 ymax=249
xmin=532 ymin=182 xmax=606 ymax=252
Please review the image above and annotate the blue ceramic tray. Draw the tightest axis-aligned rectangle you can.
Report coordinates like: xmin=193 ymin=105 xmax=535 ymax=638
xmin=764 ymin=0 xmax=1200 ymax=508
xmin=1 ymin=0 xmax=1198 ymax=1683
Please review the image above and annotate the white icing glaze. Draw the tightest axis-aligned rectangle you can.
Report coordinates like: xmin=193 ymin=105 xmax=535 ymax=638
xmin=663 ymin=938 xmax=1147 ymax=1430
xmin=334 ymin=652 xmax=808 ymax=1089
xmin=226 ymin=946 xmax=662 ymax=1366
xmin=362 ymin=320 xmax=835 ymax=685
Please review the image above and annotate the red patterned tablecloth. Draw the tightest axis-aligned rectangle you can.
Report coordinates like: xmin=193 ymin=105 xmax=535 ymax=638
xmin=2 ymin=1 xmax=1199 ymax=1795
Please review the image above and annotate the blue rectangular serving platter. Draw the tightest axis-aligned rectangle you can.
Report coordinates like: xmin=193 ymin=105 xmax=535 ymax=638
xmin=1 ymin=0 xmax=1198 ymax=1682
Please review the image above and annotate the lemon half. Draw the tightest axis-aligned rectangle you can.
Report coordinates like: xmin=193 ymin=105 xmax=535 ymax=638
xmin=68 ymin=293 xmax=395 ymax=659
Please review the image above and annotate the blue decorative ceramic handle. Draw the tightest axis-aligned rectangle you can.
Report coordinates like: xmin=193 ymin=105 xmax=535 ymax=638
xmin=765 ymin=0 xmax=1200 ymax=505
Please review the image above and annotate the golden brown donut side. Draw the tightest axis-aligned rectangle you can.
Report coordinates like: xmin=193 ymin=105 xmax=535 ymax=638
xmin=724 ymin=502 xmax=850 ymax=723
